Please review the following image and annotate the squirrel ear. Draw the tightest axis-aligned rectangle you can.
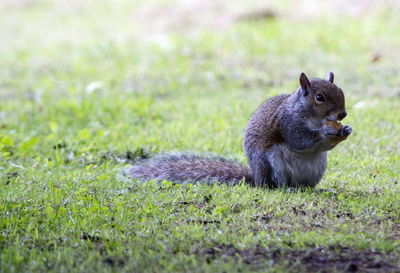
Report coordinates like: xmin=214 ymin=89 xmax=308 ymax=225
xmin=326 ymin=72 xmax=334 ymax=83
xmin=299 ymin=72 xmax=311 ymax=96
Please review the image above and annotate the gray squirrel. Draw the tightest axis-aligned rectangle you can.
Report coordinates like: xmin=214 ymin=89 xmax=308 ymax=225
xmin=127 ymin=72 xmax=352 ymax=188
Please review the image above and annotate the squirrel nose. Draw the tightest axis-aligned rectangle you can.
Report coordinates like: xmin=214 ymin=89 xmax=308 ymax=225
xmin=337 ymin=111 xmax=347 ymax=120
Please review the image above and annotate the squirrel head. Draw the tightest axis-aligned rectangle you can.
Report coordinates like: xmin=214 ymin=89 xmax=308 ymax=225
xmin=298 ymin=72 xmax=347 ymax=124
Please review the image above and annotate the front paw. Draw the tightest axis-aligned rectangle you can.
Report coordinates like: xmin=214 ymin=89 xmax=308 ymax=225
xmin=321 ymin=125 xmax=338 ymax=138
xmin=338 ymin=125 xmax=352 ymax=137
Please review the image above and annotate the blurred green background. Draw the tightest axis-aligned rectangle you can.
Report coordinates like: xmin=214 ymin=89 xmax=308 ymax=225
xmin=1 ymin=1 xmax=399 ymax=272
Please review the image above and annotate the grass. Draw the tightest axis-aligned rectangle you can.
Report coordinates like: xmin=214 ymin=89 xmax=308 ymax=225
xmin=1 ymin=0 xmax=400 ymax=272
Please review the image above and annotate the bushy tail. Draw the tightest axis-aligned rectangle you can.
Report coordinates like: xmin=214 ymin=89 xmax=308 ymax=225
xmin=126 ymin=153 xmax=253 ymax=185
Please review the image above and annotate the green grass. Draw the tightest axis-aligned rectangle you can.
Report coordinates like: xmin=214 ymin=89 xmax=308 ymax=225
xmin=1 ymin=1 xmax=400 ymax=272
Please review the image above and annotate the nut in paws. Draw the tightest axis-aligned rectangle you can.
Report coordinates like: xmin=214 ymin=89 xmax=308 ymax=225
xmin=322 ymin=125 xmax=338 ymax=137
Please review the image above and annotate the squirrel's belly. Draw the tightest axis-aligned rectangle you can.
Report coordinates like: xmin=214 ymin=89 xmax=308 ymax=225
xmin=267 ymin=145 xmax=327 ymax=187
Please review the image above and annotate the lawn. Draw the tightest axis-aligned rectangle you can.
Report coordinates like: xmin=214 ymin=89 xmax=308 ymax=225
xmin=1 ymin=0 xmax=400 ymax=272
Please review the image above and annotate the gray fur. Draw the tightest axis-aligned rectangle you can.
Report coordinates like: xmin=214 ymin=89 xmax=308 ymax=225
xmin=127 ymin=153 xmax=253 ymax=185
xmin=267 ymin=145 xmax=327 ymax=188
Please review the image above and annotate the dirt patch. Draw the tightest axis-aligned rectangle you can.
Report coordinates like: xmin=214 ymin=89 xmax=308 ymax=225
xmin=95 ymin=149 xmax=152 ymax=164
xmin=251 ymin=213 xmax=274 ymax=223
xmin=187 ymin=219 xmax=221 ymax=225
xmin=81 ymin=232 xmax=106 ymax=243
xmin=5 ymin=171 xmax=19 ymax=185
xmin=192 ymin=243 xmax=400 ymax=272
xmin=80 ymin=148 xmax=153 ymax=165
xmin=103 ymin=256 xmax=125 ymax=268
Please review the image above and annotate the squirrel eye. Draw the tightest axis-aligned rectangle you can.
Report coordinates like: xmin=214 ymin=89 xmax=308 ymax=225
xmin=315 ymin=94 xmax=325 ymax=102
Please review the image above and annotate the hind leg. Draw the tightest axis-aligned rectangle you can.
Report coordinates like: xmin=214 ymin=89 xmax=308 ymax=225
xmin=266 ymin=146 xmax=290 ymax=188
xmin=247 ymin=149 xmax=276 ymax=188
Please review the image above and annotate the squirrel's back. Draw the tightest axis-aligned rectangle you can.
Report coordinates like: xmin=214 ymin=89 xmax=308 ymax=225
xmin=244 ymin=94 xmax=289 ymax=154
xmin=127 ymin=153 xmax=253 ymax=185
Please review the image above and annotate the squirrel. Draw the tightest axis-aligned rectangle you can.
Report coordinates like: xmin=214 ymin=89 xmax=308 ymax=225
xmin=127 ymin=72 xmax=352 ymax=188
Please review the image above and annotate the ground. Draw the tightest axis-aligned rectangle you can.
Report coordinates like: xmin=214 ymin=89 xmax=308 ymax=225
xmin=0 ymin=0 xmax=400 ymax=272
